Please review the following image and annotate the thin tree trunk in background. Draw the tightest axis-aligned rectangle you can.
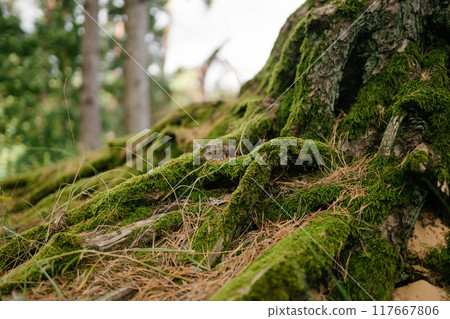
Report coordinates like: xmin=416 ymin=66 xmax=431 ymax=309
xmin=79 ymin=0 xmax=101 ymax=153
xmin=45 ymin=0 xmax=56 ymax=26
xmin=124 ymin=0 xmax=150 ymax=134
xmin=199 ymin=42 xmax=225 ymax=101
xmin=160 ymin=0 xmax=172 ymax=76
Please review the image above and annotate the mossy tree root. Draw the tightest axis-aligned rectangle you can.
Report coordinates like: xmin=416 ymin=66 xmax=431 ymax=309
xmin=2 ymin=143 xmax=127 ymax=212
xmin=0 ymin=233 xmax=84 ymax=297
xmin=1 ymin=0 xmax=449 ymax=300
xmin=212 ymin=213 xmax=351 ymax=301
xmin=192 ymin=138 xmax=332 ymax=266
xmin=0 ymin=223 xmax=56 ymax=273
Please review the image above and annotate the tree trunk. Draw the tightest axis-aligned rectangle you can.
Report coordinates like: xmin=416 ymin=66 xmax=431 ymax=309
xmin=123 ymin=0 xmax=151 ymax=134
xmin=160 ymin=0 xmax=172 ymax=76
xmin=79 ymin=0 xmax=102 ymax=153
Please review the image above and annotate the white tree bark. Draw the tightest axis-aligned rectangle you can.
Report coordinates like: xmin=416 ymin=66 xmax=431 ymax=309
xmin=79 ymin=0 xmax=102 ymax=153
xmin=124 ymin=0 xmax=151 ymax=134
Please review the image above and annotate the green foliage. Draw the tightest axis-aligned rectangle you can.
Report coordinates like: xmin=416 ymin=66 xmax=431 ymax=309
xmin=0 ymin=4 xmax=80 ymax=177
xmin=0 ymin=0 xmax=174 ymax=178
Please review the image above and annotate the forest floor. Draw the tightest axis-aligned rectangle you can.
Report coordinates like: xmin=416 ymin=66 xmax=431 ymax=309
xmin=2 ymin=176 xmax=448 ymax=301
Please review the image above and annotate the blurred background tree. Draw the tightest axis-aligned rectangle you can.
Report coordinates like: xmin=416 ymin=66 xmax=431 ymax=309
xmin=0 ymin=0 xmax=280 ymax=179
xmin=0 ymin=0 xmax=81 ymax=177
xmin=123 ymin=0 xmax=151 ymax=134
xmin=0 ymin=0 xmax=174 ymax=178
xmin=79 ymin=0 xmax=101 ymax=153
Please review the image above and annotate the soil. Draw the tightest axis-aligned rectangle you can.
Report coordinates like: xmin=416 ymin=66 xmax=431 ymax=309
xmin=393 ymin=280 xmax=448 ymax=301
xmin=407 ymin=212 xmax=449 ymax=258
xmin=393 ymin=210 xmax=449 ymax=301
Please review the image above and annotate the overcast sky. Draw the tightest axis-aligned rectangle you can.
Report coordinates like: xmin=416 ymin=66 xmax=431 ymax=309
xmin=166 ymin=0 xmax=304 ymax=91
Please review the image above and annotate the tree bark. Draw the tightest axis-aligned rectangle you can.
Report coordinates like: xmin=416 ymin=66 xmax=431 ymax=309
xmin=160 ymin=0 xmax=172 ymax=76
xmin=1 ymin=0 xmax=449 ymax=301
xmin=79 ymin=0 xmax=102 ymax=153
xmin=124 ymin=0 xmax=151 ymax=134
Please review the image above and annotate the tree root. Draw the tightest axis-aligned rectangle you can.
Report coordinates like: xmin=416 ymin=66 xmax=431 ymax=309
xmin=212 ymin=213 xmax=351 ymax=300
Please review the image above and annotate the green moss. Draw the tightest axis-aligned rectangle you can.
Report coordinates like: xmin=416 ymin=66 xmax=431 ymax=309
xmin=334 ymin=0 xmax=371 ymax=19
xmin=261 ymin=184 xmax=343 ymax=221
xmin=337 ymin=235 xmax=400 ymax=301
xmin=119 ymin=206 xmax=155 ymax=227
xmin=151 ymin=212 xmax=184 ymax=235
xmin=0 ymin=224 xmax=50 ymax=272
xmin=279 ymin=34 xmax=327 ymax=138
xmin=347 ymin=160 xmax=411 ymax=224
xmin=66 ymin=153 xmax=197 ymax=232
xmin=65 ymin=148 xmax=266 ymax=236
xmin=338 ymin=45 xmax=450 ymax=178
xmin=192 ymin=139 xmax=332 ymax=265
xmin=404 ymin=151 xmax=432 ymax=174
xmin=203 ymin=156 xmax=249 ymax=184
xmin=300 ymin=185 xmax=342 ymax=212
xmin=424 ymin=50 xmax=450 ymax=187
xmin=204 ymin=100 xmax=250 ymax=139
xmin=212 ymin=213 xmax=351 ymax=300
xmin=0 ymin=233 xmax=83 ymax=296
xmin=424 ymin=235 xmax=450 ymax=286
xmin=266 ymin=17 xmax=307 ymax=96
xmin=338 ymin=44 xmax=420 ymax=140
xmin=192 ymin=158 xmax=272 ymax=265
xmin=125 ymin=212 xmax=184 ymax=248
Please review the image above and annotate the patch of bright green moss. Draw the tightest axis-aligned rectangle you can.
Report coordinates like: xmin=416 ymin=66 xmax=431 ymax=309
xmin=404 ymin=151 xmax=432 ymax=174
xmin=338 ymin=44 xmax=421 ymax=140
xmin=334 ymin=0 xmax=371 ymax=19
xmin=212 ymin=213 xmax=351 ymax=300
xmin=0 ymin=224 xmax=50 ymax=272
xmin=347 ymin=158 xmax=412 ymax=224
xmin=338 ymin=235 xmax=401 ymax=300
xmin=261 ymin=184 xmax=343 ymax=221
xmin=424 ymin=235 xmax=450 ymax=286
xmin=0 ymin=233 xmax=83 ymax=296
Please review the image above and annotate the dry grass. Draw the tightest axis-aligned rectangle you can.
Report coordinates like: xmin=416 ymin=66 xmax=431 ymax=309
xmin=278 ymin=152 xmax=374 ymax=219
xmin=21 ymin=218 xmax=302 ymax=301
xmin=3 ymin=134 xmax=377 ymax=301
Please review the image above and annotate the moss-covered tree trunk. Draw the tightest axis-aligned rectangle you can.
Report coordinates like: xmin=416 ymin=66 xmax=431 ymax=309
xmin=1 ymin=0 xmax=449 ymax=300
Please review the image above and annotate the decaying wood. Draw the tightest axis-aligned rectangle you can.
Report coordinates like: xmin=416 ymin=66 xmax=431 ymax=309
xmin=87 ymin=215 xmax=163 ymax=251
xmin=96 ymin=287 xmax=138 ymax=301
xmin=379 ymin=113 xmax=406 ymax=157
